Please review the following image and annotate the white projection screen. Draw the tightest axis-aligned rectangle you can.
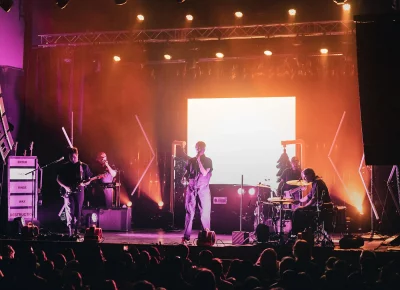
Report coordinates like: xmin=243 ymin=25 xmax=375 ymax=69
xmin=187 ymin=97 xmax=296 ymax=189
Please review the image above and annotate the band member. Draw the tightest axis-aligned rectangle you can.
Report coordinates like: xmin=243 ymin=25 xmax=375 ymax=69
xmin=94 ymin=152 xmax=117 ymax=208
xmin=292 ymin=168 xmax=331 ymax=234
xmin=181 ymin=141 xmax=213 ymax=244
xmin=57 ymin=147 xmax=92 ymax=236
xmin=278 ymin=156 xmax=302 ymax=197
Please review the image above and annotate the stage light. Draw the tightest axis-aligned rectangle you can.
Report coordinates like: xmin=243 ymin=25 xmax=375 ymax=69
xmin=177 ymin=0 xmax=185 ymax=3
xmin=158 ymin=201 xmax=164 ymax=207
xmin=113 ymin=55 xmax=121 ymax=62
xmin=235 ymin=11 xmax=243 ymax=18
xmin=186 ymin=14 xmax=194 ymax=21
xmin=164 ymin=54 xmax=172 ymax=60
xmin=137 ymin=14 xmax=145 ymax=21
xmin=237 ymin=188 xmax=245 ymax=195
xmin=248 ymin=188 xmax=256 ymax=195
xmin=114 ymin=0 xmax=127 ymax=4
xmin=216 ymin=52 xmax=224 ymax=58
xmin=264 ymin=50 xmax=273 ymax=56
xmin=0 ymin=0 xmax=13 ymax=12
xmin=343 ymin=3 xmax=351 ymax=11
xmin=91 ymin=213 xmax=98 ymax=223
xmin=320 ymin=48 xmax=328 ymax=54
xmin=288 ymin=9 xmax=296 ymax=16
xmin=127 ymin=201 xmax=132 ymax=207
xmin=56 ymin=0 xmax=69 ymax=9
xmin=333 ymin=0 xmax=347 ymax=4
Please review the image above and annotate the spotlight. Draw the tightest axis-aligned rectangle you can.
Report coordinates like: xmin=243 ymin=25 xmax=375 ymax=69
xmin=56 ymin=0 xmax=69 ymax=9
xmin=320 ymin=48 xmax=328 ymax=54
xmin=264 ymin=50 xmax=273 ymax=56
xmin=0 ymin=0 xmax=13 ymax=12
xmin=343 ymin=3 xmax=351 ymax=11
xmin=113 ymin=55 xmax=121 ymax=62
xmin=216 ymin=52 xmax=224 ymax=58
xmin=248 ymin=188 xmax=256 ymax=195
xmin=164 ymin=54 xmax=172 ymax=60
xmin=237 ymin=188 xmax=245 ymax=195
xmin=127 ymin=201 xmax=132 ymax=207
xmin=288 ymin=9 xmax=296 ymax=16
xmin=333 ymin=0 xmax=347 ymax=4
xmin=177 ymin=0 xmax=185 ymax=3
xmin=158 ymin=201 xmax=164 ymax=207
xmin=235 ymin=11 xmax=243 ymax=18
xmin=137 ymin=14 xmax=145 ymax=21
xmin=186 ymin=14 xmax=194 ymax=21
xmin=114 ymin=0 xmax=127 ymax=4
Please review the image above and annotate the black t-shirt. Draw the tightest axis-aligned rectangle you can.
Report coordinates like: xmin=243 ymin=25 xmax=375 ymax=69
xmin=185 ymin=155 xmax=213 ymax=188
xmin=58 ymin=161 xmax=92 ymax=189
xmin=280 ymin=168 xmax=302 ymax=193
xmin=305 ymin=178 xmax=331 ymax=207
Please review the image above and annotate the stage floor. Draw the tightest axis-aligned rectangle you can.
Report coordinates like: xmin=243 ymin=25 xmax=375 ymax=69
xmin=100 ymin=229 xmax=395 ymax=252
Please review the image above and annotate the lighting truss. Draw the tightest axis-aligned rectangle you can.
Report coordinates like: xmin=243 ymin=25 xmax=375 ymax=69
xmin=38 ymin=20 xmax=354 ymax=48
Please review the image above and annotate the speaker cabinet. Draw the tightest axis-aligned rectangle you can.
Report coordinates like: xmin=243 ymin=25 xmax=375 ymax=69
xmin=98 ymin=208 xmax=132 ymax=231
xmin=210 ymin=184 xmax=267 ymax=234
xmin=355 ymin=14 xmax=400 ymax=165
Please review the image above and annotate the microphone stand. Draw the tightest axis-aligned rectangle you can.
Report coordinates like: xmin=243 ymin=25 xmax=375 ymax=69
xmin=25 ymin=157 xmax=64 ymax=222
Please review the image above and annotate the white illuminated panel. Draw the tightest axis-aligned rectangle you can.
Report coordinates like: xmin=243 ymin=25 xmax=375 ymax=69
xmin=187 ymin=97 xmax=296 ymax=189
xmin=9 ymin=195 xmax=33 ymax=207
xmin=9 ymin=168 xmax=36 ymax=180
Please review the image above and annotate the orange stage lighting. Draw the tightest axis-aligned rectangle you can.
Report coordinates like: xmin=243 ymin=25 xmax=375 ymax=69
xmin=264 ymin=50 xmax=273 ymax=56
xmin=288 ymin=9 xmax=296 ymax=16
xmin=113 ymin=55 xmax=121 ymax=62
xmin=164 ymin=54 xmax=172 ymax=60
xmin=343 ymin=3 xmax=351 ymax=11
xmin=216 ymin=52 xmax=224 ymax=58
xmin=186 ymin=14 xmax=194 ymax=21
xmin=320 ymin=48 xmax=328 ymax=54
xmin=137 ymin=14 xmax=144 ymax=21
xmin=127 ymin=201 xmax=132 ymax=207
xmin=235 ymin=11 xmax=243 ymax=18
xmin=158 ymin=201 xmax=164 ymax=207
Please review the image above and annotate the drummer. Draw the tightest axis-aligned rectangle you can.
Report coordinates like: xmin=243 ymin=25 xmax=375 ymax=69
xmin=278 ymin=156 xmax=302 ymax=202
xmin=292 ymin=168 xmax=332 ymax=234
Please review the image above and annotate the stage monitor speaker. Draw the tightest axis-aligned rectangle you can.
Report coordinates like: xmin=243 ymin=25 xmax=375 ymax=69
xmin=355 ymin=14 xmax=400 ymax=165
xmin=98 ymin=208 xmax=132 ymax=231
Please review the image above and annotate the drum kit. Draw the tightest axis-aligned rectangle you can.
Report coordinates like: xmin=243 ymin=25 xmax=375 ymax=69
xmin=254 ymin=179 xmax=310 ymax=238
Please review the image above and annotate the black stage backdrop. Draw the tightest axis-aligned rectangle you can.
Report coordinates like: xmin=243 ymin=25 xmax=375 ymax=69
xmin=19 ymin=47 xmax=400 ymax=234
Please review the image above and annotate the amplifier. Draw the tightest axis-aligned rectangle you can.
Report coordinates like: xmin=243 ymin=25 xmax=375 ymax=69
xmin=210 ymin=184 xmax=263 ymax=234
xmin=98 ymin=208 xmax=132 ymax=231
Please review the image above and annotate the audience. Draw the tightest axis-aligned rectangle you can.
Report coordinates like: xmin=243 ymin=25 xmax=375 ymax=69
xmin=0 ymin=239 xmax=398 ymax=289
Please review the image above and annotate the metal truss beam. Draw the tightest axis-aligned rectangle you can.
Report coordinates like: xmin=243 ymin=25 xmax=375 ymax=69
xmin=38 ymin=20 xmax=354 ymax=48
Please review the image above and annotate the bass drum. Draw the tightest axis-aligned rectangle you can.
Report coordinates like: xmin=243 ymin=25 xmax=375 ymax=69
xmin=275 ymin=209 xmax=293 ymax=234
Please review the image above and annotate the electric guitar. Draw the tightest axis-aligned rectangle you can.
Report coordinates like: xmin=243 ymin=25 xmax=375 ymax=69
xmin=60 ymin=174 xmax=106 ymax=198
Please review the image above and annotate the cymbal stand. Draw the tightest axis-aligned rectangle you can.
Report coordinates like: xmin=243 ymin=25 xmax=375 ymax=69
xmin=313 ymin=189 xmax=333 ymax=247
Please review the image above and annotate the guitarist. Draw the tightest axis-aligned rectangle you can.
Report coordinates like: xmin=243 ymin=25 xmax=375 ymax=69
xmin=57 ymin=147 xmax=93 ymax=236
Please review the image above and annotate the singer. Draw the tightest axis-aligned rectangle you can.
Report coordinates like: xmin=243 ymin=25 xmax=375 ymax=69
xmin=181 ymin=141 xmax=213 ymax=244
xmin=57 ymin=147 xmax=92 ymax=236
xmin=292 ymin=168 xmax=331 ymax=235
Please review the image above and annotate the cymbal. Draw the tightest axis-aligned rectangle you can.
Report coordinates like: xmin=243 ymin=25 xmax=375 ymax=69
xmin=286 ymin=180 xmax=311 ymax=186
xmin=257 ymin=183 xmax=271 ymax=188
xmin=267 ymin=197 xmax=295 ymax=204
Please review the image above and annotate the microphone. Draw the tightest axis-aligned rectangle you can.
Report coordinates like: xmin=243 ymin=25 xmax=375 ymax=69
xmin=57 ymin=156 xmax=65 ymax=163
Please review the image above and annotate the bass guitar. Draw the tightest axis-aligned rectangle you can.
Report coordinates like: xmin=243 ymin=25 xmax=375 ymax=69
xmin=60 ymin=174 xmax=106 ymax=198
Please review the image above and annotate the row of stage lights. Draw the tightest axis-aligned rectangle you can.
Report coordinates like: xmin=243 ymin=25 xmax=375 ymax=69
xmin=112 ymin=48 xmax=330 ymax=62
xmin=0 ymin=1 xmax=351 ymax=14
xmin=131 ymin=5 xmax=351 ymax=23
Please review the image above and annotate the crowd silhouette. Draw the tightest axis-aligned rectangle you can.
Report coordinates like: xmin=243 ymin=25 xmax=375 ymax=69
xmin=0 ymin=239 xmax=399 ymax=290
